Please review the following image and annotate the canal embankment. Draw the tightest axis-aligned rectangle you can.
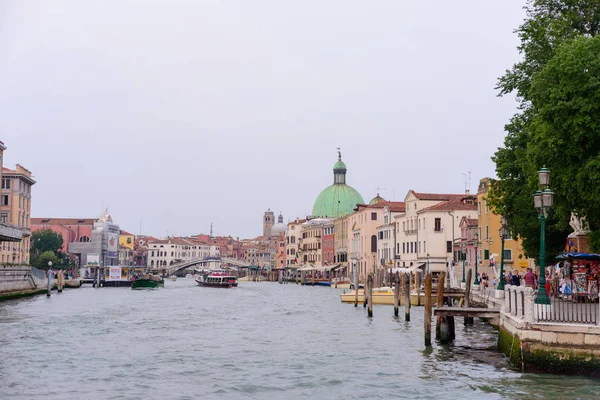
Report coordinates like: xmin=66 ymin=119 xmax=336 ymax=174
xmin=0 ymin=265 xmax=47 ymax=300
xmin=474 ymin=285 xmax=600 ymax=376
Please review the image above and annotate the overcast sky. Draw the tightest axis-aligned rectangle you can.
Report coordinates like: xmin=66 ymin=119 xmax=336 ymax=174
xmin=0 ymin=1 xmax=526 ymax=239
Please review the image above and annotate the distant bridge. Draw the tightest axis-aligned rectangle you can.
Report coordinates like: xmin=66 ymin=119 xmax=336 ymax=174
xmin=161 ymin=257 xmax=251 ymax=276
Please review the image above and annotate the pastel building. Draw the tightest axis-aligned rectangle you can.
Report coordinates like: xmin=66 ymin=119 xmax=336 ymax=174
xmin=349 ymin=201 xmax=405 ymax=281
xmin=32 ymin=209 xmax=120 ymax=267
xmin=476 ymin=178 xmax=532 ymax=274
xmin=300 ymin=218 xmax=333 ymax=267
xmin=146 ymin=238 xmax=218 ymax=268
xmin=0 ymin=164 xmax=35 ymax=265
xmin=285 ymin=218 xmax=304 ymax=267
xmin=395 ymin=191 xmax=477 ymax=286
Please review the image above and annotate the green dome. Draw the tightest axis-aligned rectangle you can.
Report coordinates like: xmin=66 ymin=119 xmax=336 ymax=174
xmin=369 ymin=194 xmax=385 ymax=205
xmin=333 ymin=160 xmax=347 ymax=171
xmin=312 ymin=150 xmax=363 ymax=217
xmin=312 ymin=184 xmax=364 ymax=218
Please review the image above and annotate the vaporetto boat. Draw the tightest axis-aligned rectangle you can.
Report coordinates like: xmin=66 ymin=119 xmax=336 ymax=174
xmin=195 ymin=272 xmax=238 ymax=288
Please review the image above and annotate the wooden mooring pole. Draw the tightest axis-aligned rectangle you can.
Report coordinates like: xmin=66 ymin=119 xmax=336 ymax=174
xmin=416 ymin=272 xmax=422 ymax=306
xmin=424 ymin=273 xmax=432 ymax=346
xmin=464 ymin=269 xmax=474 ymax=325
xmin=393 ymin=272 xmax=400 ymax=317
xmin=404 ymin=273 xmax=411 ymax=321
xmin=367 ymin=274 xmax=373 ymax=318
xmin=435 ymin=271 xmax=445 ymax=339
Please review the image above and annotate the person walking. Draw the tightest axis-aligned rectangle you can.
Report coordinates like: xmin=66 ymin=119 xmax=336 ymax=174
xmin=524 ymin=268 xmax=536 ymax=289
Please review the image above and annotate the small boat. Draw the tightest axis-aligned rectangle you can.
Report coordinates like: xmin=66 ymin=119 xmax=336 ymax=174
xmin=168 ymin=275 xmax=177 ymax=281
xmin=131 ymin=274 xmax=164 ymax=289
xmin=195 ymin=272 xmax=238 ymax=288
xmin=185 ymin=274 xmax=193 ymax=279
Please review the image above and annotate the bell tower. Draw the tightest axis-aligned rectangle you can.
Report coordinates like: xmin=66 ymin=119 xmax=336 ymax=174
xmin=263 ymin=209 xmax=275 ymax=237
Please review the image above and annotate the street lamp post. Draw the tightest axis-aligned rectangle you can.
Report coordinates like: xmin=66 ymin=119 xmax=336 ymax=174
xmin=534 ymin=167 xmax=553 ymax=305
xmin=497 ymin=216 xmax=507 ymax=292
xmin=473 ymin=232 xmax=480 ymax=287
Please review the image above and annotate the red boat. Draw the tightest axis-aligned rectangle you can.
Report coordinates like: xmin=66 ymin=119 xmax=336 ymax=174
xmin=195 ymin=272 xmax=238 ymax=288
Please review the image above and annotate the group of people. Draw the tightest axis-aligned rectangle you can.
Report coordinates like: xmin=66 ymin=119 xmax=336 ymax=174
xmin=479 ymin=268 xmax=543 ymax=291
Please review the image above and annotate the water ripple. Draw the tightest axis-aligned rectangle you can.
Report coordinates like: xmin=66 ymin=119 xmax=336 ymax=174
xmin=1 ymin=280 xmax=600 ymax=399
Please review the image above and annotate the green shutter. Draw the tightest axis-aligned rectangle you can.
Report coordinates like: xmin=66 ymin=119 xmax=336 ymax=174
xmin=484 ymin=250 xmax=489 ymax=260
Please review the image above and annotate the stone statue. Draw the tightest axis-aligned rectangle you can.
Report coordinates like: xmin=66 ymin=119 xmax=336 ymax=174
xmin=569 ymin=213 xmax=589 ymax=235
xmin=337 ymin=147 xmax=341 ymax=160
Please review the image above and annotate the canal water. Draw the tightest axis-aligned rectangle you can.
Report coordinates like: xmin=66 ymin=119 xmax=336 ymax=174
xmin=1 ymin=279 xmax=599 ymax=400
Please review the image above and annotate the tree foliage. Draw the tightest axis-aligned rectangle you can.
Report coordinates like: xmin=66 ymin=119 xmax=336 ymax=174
xmin=37 ymin=251 xmax=59 ymax=270
xmin=489 ymin=1 xmax=600 ymax=260
xmin=30 ymin=229 xmax=64 ymax=267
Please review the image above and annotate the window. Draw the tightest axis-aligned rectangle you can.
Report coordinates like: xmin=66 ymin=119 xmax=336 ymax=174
xmin=371 ymin=212 xmax=377 ymax=221
xmin=1 ymin=178 xmax=10 ymax=189
xmin=403 ymin=222 xmax=405 ymax=231
xmin=1 ymin=195 xmax=8 ymax=206
xmin=378 ymin=232 xmax=383 ymax=240
xmin=370 ymin=235 xmax=377 ymax=252
xmin=485 ymin=225 xmax=489 ymax=239
xmin=410 ymin=242 xmax=413 ymax=253
xmin=79 ymin=236 xmax=91 ymax=242
xmin=434 ymin=218 xmax=441 ymax=232
xmin=446 ymin=241 xmax=452 ymax=253
xmin=478 ymin=202 xmax=481 ymax=215
xmin=503 ymin=249 xmax=512 ymax=260
xmin=484 ymin=249 xmax=489 ymax=260
xmin=0 ymin=212 xmax=7 ymax=223
xmin=485 ymin=201 xmax=489 ymax=213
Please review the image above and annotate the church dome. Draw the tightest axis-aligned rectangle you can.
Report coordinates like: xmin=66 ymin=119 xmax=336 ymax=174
xmin=312 ymin=151 xmax=364 ymax=218
xmin=369 ymin=193 xmax=385 ymax=205
xmin=271 ymin=213 xmax=287 ymax=236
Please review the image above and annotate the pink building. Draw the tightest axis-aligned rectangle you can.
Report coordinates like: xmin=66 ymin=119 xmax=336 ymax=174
xmin=322 ymin=225 xmax=334 ymax=265
xmin=30 ymin=218 xmax=95 ymax=253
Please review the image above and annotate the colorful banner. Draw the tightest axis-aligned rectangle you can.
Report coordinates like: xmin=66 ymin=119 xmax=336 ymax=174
xmin=109 ymin=267 xmax=122 ymax=281
xmin=107 ymin=233 xmax=118 ymax=257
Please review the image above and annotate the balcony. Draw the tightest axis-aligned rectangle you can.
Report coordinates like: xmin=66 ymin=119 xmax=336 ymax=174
xmin=405 ymin=229 xmax=417 ymax=235
xmin=0 ymin=223 xmax=25 ymax=242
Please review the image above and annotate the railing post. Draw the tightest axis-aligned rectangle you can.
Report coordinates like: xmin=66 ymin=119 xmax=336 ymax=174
xmin=524 ymin=287 xmax=535 ymax=324
xmin=504 ymin=284 xmax=512 ymax=313
xmin=516 ymin=286 xmax=524 ymax=318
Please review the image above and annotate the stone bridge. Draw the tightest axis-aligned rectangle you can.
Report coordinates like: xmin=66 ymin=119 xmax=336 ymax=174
xmin=161 ymin=257 xmax=251 ymax=276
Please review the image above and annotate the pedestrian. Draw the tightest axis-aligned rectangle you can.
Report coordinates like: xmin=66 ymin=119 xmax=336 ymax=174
xmin=524 ymin=268 xmax=536 ymax=289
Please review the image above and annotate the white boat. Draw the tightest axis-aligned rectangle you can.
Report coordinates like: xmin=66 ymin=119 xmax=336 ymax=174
xmin=185 ymin=274 xmax=193 ymax=278
xmin=168 ymin=275 xmax=177 ymax=281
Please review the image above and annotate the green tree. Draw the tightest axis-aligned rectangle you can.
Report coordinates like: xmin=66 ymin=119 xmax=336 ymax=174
xmin=490 ymin=1 xmax=600 ymax=260
xmin=30 ymin=229 xmax=64 ymax=267
xmin=37 ymin=250 xmax=59 ymax=270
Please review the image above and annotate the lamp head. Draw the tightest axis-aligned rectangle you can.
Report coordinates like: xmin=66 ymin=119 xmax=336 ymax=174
xmin=538 ymin=167 xmax=550 ymax=186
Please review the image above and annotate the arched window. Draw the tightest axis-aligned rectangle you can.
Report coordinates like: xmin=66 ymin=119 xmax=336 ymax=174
xmin=151 ymin=260 xmax=154 ymax=266
xmin=79 ymin=236 xmax=91 ymax=242
xmin=371 ymin=235 xmax=377 ymax=253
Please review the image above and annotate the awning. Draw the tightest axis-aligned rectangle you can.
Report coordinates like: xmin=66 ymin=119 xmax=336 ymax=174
xmin=297 ymin=266 xmax=316 ymax=272
xmin=392 ymin=263 xmax=425 ymax=274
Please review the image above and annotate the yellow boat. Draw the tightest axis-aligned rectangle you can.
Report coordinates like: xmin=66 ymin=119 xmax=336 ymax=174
xmin=340 ymin=288 xmax=433 ymax=306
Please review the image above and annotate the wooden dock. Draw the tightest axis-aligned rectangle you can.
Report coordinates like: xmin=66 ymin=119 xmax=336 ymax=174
xmin=434 ymin=307 xmax=500 ymax=318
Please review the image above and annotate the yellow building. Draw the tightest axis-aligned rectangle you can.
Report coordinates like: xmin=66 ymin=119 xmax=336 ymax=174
xmin=119 ymin=230 xmax=134 ymax=250
xmin=1 ymin=164 xmax=35 ymax=265
xmin=477 ymin=178 xmax=532 ymax=274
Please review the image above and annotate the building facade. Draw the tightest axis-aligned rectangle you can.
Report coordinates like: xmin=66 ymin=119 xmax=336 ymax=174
xmin=146 ymin=238 xmax=218 ymax=268
xmin=396 ymin=191 xmax=477 ymax=285
xmin=348 ymin=201 xmax=405 ymax=280
xmin=477 ymin=178 xmax=532 ymax=275
xmin=1 ymin=164 xmax=35 ymax=265
xmin=285 ymin=219 xmax=304 ymax=267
